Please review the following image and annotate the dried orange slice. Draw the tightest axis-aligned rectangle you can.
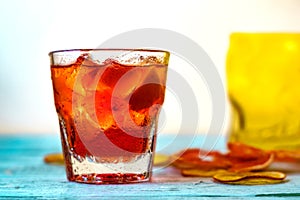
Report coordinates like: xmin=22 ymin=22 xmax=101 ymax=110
xmin=253 ymin=171 xmax=286 ymax=180
xmin=171 ymin=148 xmax=230 ymax=170
xmin=181 ymin=169 xmax=227 ymax=177
xmin=153 ymin=153 xmax=170 ymax=166
xmin=44 ymin=153 xmax=64 ymax=165
xmin=173 ymin=148 xmax=206 ymax=161
xmin=172 ymin=155 xmax=230 ymax=170
xmin=226 ymin=142 xmax=274 ymax=172
xmin=271 ymin=150 xmax=300 ymax=163
xmin=227 ymin=142 xmax=268 ymax=159
xmin=213 ymin=171 xmax=286 ymax=182
xmin=214 ymin=172 xmax=247 ymax=182
xmin=171 ymin=144 xmax=274 ymax=172
xmin=216 ymin=178 xmax=287 ymax=185
xmin=172 ymin=158 xmax=199 ymax=169
xmin=228 ymin=153 xmax=274 ymax=172
xmin=213 ymin=171 xmax=287 ymax=185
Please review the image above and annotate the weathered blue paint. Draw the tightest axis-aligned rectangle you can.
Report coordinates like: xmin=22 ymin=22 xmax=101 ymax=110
xmin=0 ymin=134 xmax=299 ymax=199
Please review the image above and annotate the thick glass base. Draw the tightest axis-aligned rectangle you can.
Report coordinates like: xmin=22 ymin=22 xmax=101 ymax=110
xmin=70 ymin=173 xmax=150 ymax=184
xmin=65 ymin=152 xmax=153 ymax=184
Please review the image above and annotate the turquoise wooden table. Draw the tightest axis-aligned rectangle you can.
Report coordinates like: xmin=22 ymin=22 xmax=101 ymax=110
xmin=0 ymin=134 xmax=299 ymax=199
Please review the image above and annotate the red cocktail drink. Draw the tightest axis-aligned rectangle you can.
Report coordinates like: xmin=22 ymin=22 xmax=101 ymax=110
xmin=50 ymin=49 xmax=169 ymax=184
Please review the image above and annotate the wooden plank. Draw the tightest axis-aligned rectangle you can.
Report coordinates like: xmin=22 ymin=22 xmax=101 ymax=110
xmin=0 ymin=134 xmax=299 ymax=198
xmin=1 ymin=168 xmax=299 ymax=198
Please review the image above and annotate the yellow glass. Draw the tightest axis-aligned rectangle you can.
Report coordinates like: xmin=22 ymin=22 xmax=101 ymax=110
xmin=226 ymin=33 xmax=300 ymax=151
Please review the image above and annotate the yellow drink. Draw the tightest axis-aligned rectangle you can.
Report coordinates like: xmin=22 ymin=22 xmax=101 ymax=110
xmin=226 ymin=33 xmax=300 ymax=151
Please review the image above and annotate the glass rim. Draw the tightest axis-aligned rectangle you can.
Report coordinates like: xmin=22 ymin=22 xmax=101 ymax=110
xmin=48 ymin=48 xmax=170 ymax=56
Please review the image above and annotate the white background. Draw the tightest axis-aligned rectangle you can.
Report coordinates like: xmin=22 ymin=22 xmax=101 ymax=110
xmin=0 ymin=0 xmax=300 ymax=134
